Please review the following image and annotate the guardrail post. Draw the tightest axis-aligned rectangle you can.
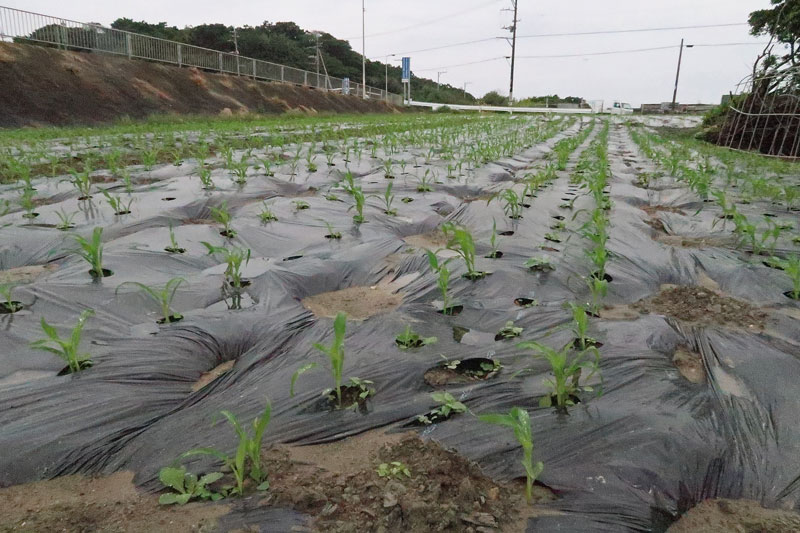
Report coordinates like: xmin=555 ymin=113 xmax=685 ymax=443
xmin=304 ymin=71 xmax=308 ymax=86
xmin=252 ymin=59 xmax=256 ymax=79
xmin=280 ymin=65 xmax=285 ymax=82
xmin=125 ymin=33 xmax=132 ymax=59
xmin=177 ymin=44 xmax=182 ymax=67
xmin=218 ymin=52 xmax=223 ymax=72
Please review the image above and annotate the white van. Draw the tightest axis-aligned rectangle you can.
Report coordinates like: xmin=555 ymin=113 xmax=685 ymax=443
xmin=606 ymin=101 xmax=633 ymax=115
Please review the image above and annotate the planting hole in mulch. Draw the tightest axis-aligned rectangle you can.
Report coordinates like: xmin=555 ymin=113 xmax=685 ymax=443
xmin=485 ymin=251 xmax=503 ymax=259
xmin=219 ymin=229 xmax=236 ymax=238
xmin=21 ymin=212 xmax=40 ymax=219
xmin=572 ymin=338 xmax=603 ymax=350
xmin=0 ymin=471 xmax=228 ymax=533
xmin=498 ymin=230 xmax=515 ymax=236
xmin=300 ymin=383 xmax=374 ymax=414
xmin=303 ymin=285 xmax=403 ymax=320
xmin=672 ymin=347 xmax=705 ymax=384
xmin=161 ymin=197 xmax=176 ymax=201
xmin=263 ymin=431 xmax=554 ymax=532
xmin=540 ymin=246 xmax=560 ymax=252
xmin=424 ymin=358 xmax=500 ymax=387
xmin=89 ymin=268 xmax=114 ymax=278
xmin=667 ymin=499 xmax=800 ymax=533
xmin=192 ymin=360 xmax=235 ymax=392
xmin=283 ymin=255 xmax=303 ymax=261
xmin=783 ymin=290 xmax=800 ymax=301
xmin=551 ymin=215 xmax=565 ymax=221
xmin=0 ymin=301 xmax=24 ymax=314
xmin=437 ymin=304 xmax=464 ymax=316
xmin=632 ymin=286 xmax=767 ymax=330
xmin=515 ymin=297 xmax=537 ymax=307
xmin=156 ymin=314 xmax=183 ymax=325
xmin=164 ymin=246 xmax=186 ymax=253
xmin=463 ymin=271 xmax=489 ymax=281
xmin=57 ymin=360 xmax=93 ymax=376
xmin=591 ymin=271 xmax=613 ymax=283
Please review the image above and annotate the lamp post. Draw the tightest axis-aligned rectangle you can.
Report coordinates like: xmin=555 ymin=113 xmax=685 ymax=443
xmin=437 ymin=70 xmax=447 ymax=90
xmin=671 ymin=38 xmax=694 ymax=111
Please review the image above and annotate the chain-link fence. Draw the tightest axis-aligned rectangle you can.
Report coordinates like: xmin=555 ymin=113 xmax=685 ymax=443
xmin=717 ymin=65 xmax=800 ymax=158
xmin=0 ymin=5 xmax=402 ymax=106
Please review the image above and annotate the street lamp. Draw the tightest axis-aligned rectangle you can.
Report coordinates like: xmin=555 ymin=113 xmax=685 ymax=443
xmin=385 ymin=53 xmax=396 ymax=95
xmin=437 ymin=71 xmax=447 ymax=90
xmin=671 ymin=38 xmax=694 ymax=111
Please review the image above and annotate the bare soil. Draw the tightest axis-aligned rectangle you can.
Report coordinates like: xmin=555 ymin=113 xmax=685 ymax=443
xmin=302 ymin=286 xmax=403 ymax=320
xmin=261 ymin=431 xmax=556 ymax=532
xmin=0 ymin=264 xmax=57 ymax=284
xmin=655 ymin=235 xmax=736 ymax=248
xmin=668 ymin=499 xmax=800 ymax=533
xmin=633 ymin=286 xmax=767 ymax=330
xmin=672 ymin=347 xmax=705 ymax=384
xmin=0 ymin=471 xmax=227 ymax=533
xmin=404 ymin=231 xmax=450 ymax=250
xmin=192 ymin=360 xmax=235 ymax=392
xmin=640 ymin=205 xmax=686 ymax=216
xmin=0 ymin=43 xmax=399 ymax=127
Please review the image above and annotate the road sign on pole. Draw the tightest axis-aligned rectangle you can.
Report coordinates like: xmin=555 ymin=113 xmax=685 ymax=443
xmin=401 ymin=57 xmax=410 ymax=83
xmin=342 ymin=77 xmax=350 ymax=95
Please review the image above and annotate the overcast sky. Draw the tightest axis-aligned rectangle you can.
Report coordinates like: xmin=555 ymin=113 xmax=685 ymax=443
xmin=8 ymin=0 xmax=776 ymax=105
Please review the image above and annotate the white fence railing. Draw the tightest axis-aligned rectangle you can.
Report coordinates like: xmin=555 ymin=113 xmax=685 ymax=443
xmin=0 ymin=5 xmax=402 ymax=106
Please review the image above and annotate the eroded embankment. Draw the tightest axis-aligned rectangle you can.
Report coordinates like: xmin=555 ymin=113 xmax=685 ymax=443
xmin=0 ymin=42 xmax=399 ymax=127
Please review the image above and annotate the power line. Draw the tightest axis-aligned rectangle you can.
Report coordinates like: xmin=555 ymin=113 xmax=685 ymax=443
xmin=413 ymin=41 xmax=770 ymax=72
xmin=516 ymin=41 xmax=771 ymax=59
xmin=345 ymin=0 xmax=500 ymax=40
xmin=516 ymin=22 xmax=749 ymax=39
xmin=372 ymin=22 xmax=752 ymax=58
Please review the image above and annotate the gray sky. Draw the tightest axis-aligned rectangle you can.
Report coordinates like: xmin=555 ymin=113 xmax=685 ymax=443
xmin=9 ymin=0 xmax=775 ymax=105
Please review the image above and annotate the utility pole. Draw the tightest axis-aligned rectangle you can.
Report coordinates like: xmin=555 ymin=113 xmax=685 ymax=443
xmin=503 ymin=0 xmax=519 ymax=106
xmin=437 ymin=70 xmax=447 ymax=90
xmin=672 ymin=38 xmax=684 ymax=111
xmin=362 ymin=0 xmax=367 ymax=99
xmin=463 ymin=82 xmax=471 ymax=100
xmin=315 ymin=33 xmax=321 ymax=88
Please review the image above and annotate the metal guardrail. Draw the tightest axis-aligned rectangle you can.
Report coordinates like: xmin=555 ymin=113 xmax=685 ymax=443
xmin=0 ymin=5 xmax=403 ymax=106
xmin=409 ymin=101 xmax=594 ymax=114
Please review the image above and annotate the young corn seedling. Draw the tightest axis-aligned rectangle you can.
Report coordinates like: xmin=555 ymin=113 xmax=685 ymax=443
xmin=18 ymin=186 xmax=39 ymax=219
xmin=165 ymin=223 xmax=186 ymax=253
xmin=416 ymin=391 xmax=467 ymax=425
xmin=585 ymin=275 xmax=608 ymax=315
xmin=202 ymin=244 xmax=251 ymax=310
xmin=101 ymin=189 xmax=132 ymax=215
xmin=349 ymin=186 xmax=366 ymax=224
xmin=395 ymin=325 xmax=437 ymax=349
xmin=426 ymin=250 xmax=455 ymax=314
xmin=259 ymin=202 xmax=278 ymax=223
xmin=773 ymin=255 xmax=800 ymax=299
xmin=73 ymin=227 xmax=109 ymax=278
xmin=181 ymin=400 xmax=272 ymax=496
xmin=69 ymin=167 xmax=93 ymax=200
xmin=501 ymin=189 xmax=524 ymax=219
xmin=197 ymin=164 xmax=215 ymax=190
xmin=157 ymin=466 xmax=223 ymax=505
xmin=257 ymin=156 xmax=275 ymax=177
xmin=520 ymin=341 xmax=601 ymax=411
xmin=568 ymin=302 xmax=600 ymax=350
xmin=479 ymin=407 xmax=543 ymax=504
xmin=442 ymin=223 xmax=485 ymax=280
xmin=31 ymin=309 xmax=95 ymax=373
xmin=292 ymin=200 xmax=310 ymax=211
xmin=416 ymin=170 xmax=434 ymax=193
xmin=486 ymin=219 xmax=501 ymax=259
xmin=305 ymin=151 xmax=318 ymax=173
xmin=229 ymin=156 xmax=250 ymax=185
xmin=323 ymin=221 xmax=342 ymax=239
xmin=116 ymin=277 xmax=186 ymax=324
xmin=371 ymin=182 xmax=397 ymax=216
xmin=382 ymin=159 xmax=395 ymax=179
xmin=211 ymin=201 xmax=236 ymax=238
xmin=0 ymin=284 xmax=23 ymax=313
xmin=54 ymin=208 xmax=77 ymax=230
xmin=312 ymin=312 xmax=347 ymax=408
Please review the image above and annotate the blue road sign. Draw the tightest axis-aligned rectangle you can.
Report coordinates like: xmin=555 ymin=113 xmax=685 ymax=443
xmin=402 ymin=57 xmax=410 ymax=83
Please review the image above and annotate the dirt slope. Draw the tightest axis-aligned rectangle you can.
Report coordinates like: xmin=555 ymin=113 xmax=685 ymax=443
xmin=0 ymin=43 xmax=399 ymax=127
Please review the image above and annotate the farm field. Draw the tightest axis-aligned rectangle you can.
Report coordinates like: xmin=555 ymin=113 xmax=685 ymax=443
xmin=0 ymin=111 xmax=799 ymax=532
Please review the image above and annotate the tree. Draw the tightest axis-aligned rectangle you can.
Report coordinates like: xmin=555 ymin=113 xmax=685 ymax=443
xmin=481 ymin=91 xmax=507 ymax=106
xmin=749 ymin=0 xmax=799 ymax=67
